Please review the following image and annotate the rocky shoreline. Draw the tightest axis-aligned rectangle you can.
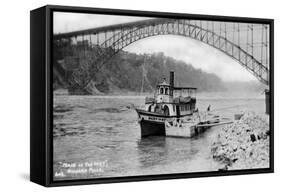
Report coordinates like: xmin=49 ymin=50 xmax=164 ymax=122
xmin=211 ymin=112 xmax=270 ymax=170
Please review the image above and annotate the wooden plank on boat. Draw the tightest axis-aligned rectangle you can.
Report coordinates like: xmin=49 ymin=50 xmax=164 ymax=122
xmin=195 ymin=121 xmax=233 ymax=128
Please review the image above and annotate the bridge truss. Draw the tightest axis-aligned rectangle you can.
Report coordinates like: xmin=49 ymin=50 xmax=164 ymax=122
xmin=54 ymin=18 xmax=270 ymax=93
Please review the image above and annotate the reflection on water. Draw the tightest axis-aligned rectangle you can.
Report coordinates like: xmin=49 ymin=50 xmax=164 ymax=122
xmin=53 ymin=94 xmax=265 ymax=180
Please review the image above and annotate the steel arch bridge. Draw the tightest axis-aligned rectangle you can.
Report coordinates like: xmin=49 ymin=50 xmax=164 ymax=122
xmin=54 ymin=18 xmax=270 ymax=93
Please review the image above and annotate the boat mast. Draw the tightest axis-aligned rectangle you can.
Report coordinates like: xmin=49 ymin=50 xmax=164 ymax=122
xmin=140 ymin=55 xmax=146 ymax=96
xmin=169 ymin=71 xmax=174 ymax=97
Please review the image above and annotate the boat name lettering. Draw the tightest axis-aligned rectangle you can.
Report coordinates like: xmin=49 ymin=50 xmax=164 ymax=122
xmin=148 ymin=116 xmax=166 ymax=121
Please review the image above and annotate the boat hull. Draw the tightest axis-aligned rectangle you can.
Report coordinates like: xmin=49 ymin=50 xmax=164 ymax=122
xmin=140 ymin=119 xmax=165 ymax=137
xmin=135 ymin=108 xmax=191 ymax=137
xmin=135 ymin=108 xmax=169 ymax=137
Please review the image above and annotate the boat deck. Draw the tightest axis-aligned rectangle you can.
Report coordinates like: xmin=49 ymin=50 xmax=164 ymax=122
xmin=165 ymin=113 xmax=233 ymax=138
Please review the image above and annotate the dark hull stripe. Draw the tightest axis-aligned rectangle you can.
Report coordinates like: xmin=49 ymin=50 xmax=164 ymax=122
xmin=136 ymin=109 xmax=192 ymax=118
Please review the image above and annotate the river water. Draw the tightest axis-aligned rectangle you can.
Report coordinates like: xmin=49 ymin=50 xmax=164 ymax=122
xmin=53 ymin=93 xmax=265 ymax=180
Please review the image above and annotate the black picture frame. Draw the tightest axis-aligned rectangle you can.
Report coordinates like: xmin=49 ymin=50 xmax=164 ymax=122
xmin=30 ymin=4 xmax=274 ymax=187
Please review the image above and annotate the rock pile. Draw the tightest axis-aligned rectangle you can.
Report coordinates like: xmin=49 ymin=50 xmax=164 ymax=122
xmin=211 ymin=112 xmax=270 ymax=170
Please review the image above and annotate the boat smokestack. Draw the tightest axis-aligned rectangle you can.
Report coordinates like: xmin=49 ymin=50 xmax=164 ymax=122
xmin=169 ymin=71 xmax=174 ymax=96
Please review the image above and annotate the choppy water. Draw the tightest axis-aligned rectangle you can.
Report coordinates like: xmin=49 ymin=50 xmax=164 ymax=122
xmin=53 ymin=93 xmax=265 ymax=180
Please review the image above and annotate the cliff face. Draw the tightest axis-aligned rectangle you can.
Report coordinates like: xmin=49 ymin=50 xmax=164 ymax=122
xmin=54 ymin=47 xmax=226 ymax=94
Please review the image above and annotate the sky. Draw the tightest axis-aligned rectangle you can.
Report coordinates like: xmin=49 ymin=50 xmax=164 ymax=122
xmin=54 ymin=12 xmax=257 ymax=82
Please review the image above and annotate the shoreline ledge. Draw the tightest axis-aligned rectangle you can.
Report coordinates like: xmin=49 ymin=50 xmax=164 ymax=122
xmin=211 ymin=112 xmax=270 ymax=170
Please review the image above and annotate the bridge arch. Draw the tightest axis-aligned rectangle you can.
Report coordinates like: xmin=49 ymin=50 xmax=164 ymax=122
xmin=54 ymin=19 xmax=269 ymax=92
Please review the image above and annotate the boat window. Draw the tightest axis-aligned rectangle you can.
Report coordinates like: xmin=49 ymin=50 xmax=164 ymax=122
xmin=165 ymin=88 xmax=169 ymax=95
xmin=148 ymin=105 xmax=152 ymax=112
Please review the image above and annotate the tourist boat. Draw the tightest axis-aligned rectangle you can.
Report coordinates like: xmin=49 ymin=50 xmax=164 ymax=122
xmin=135 ymin=71 xmax=198 ymax=137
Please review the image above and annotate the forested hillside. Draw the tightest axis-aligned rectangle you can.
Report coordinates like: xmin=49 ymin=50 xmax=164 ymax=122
xmin=54 ymin=43 xmax=226 ymax=94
